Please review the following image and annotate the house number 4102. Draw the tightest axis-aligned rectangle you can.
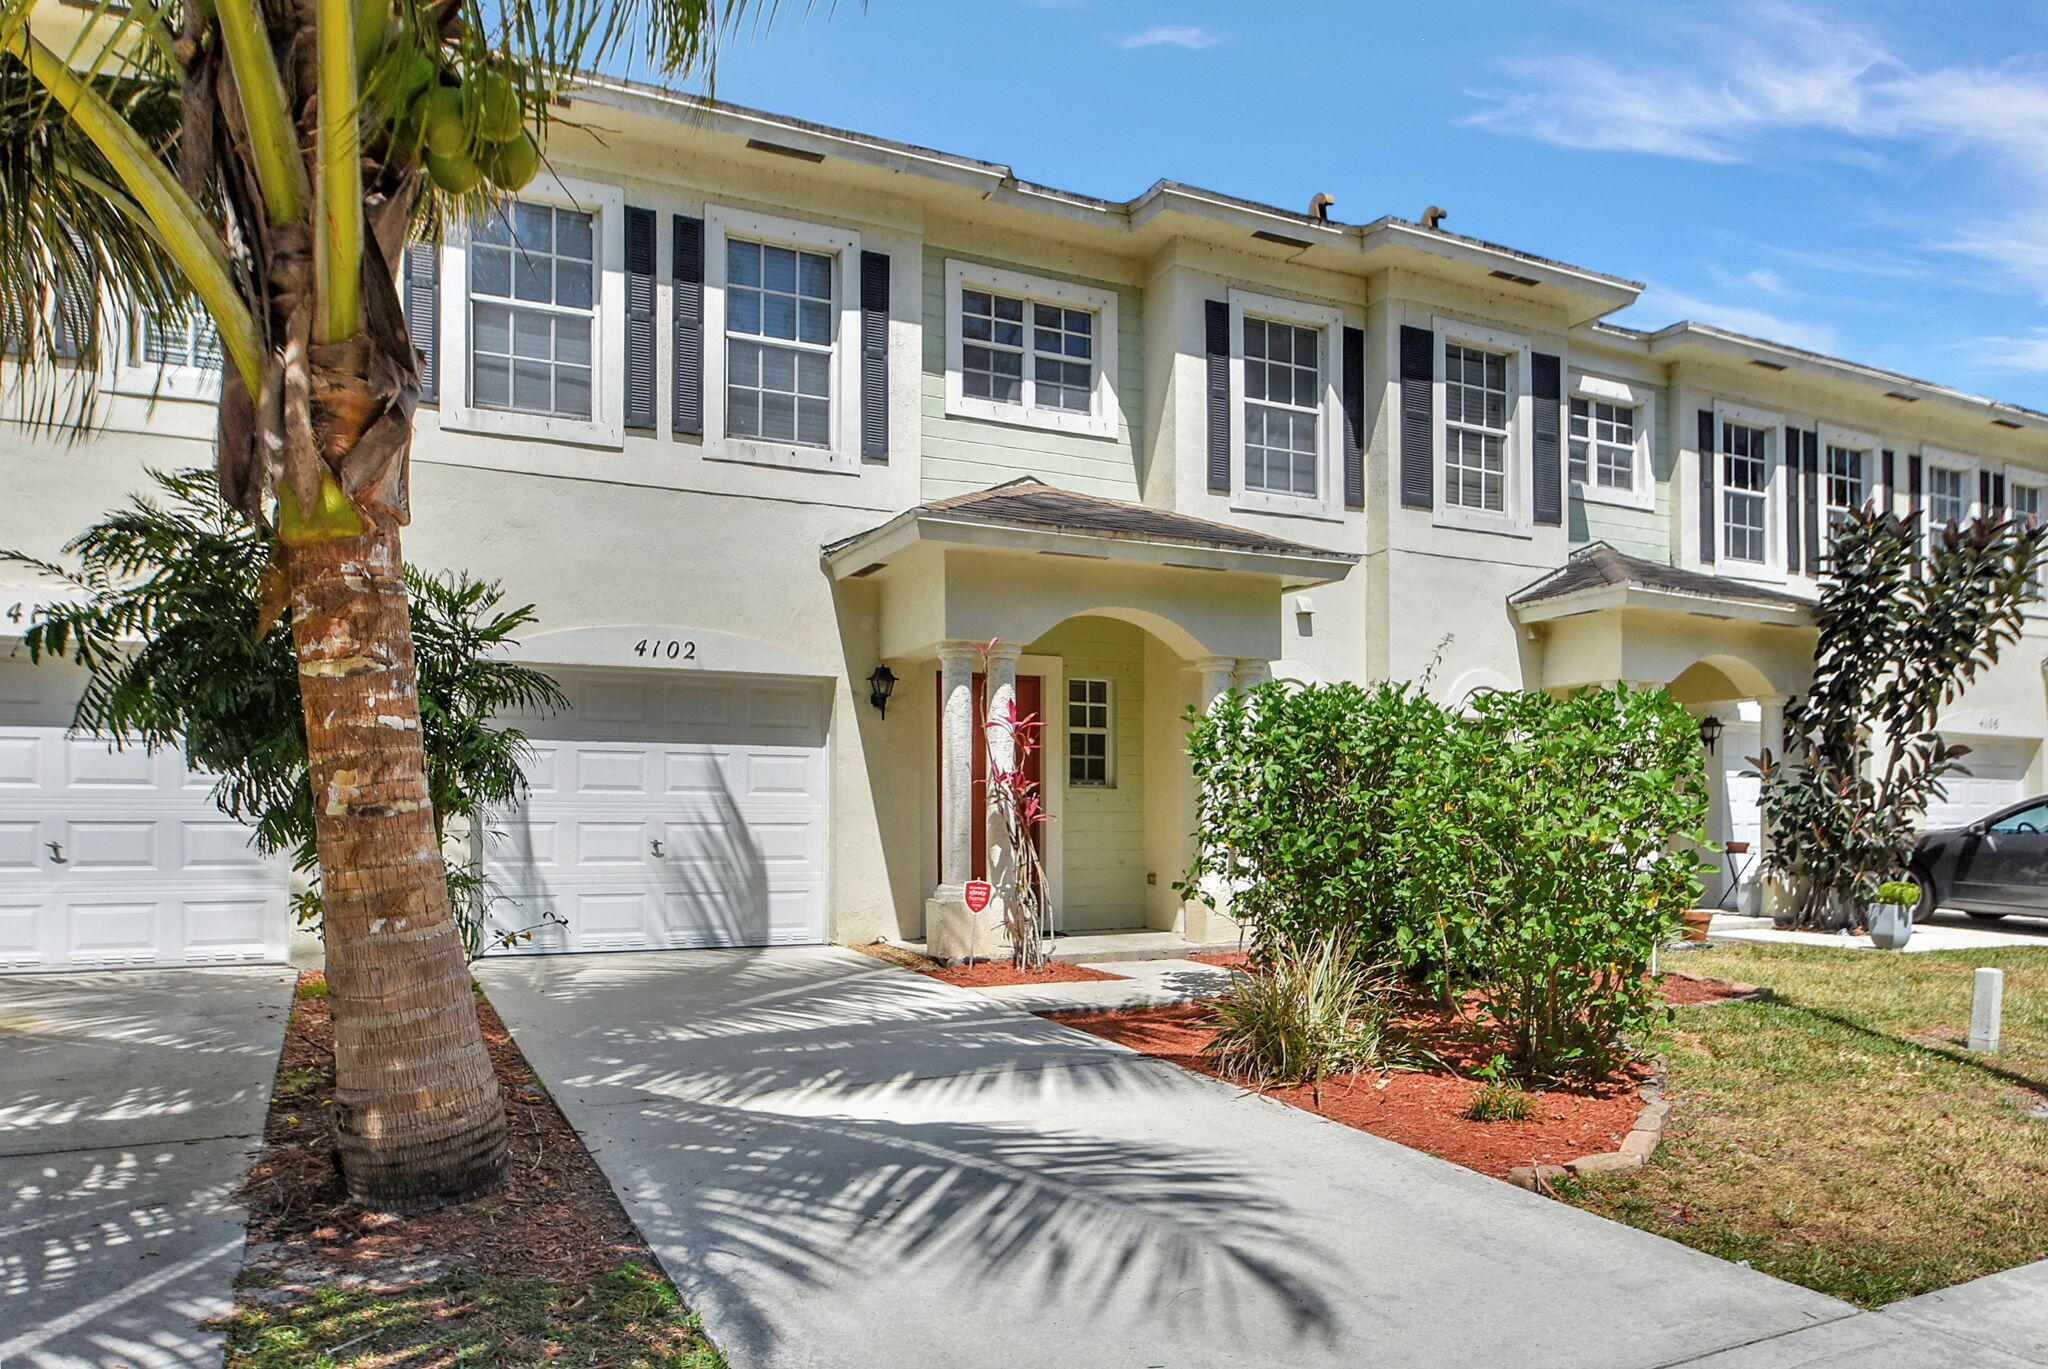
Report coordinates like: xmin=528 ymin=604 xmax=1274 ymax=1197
xmin=633 ymin=639 xmax=697 ymax=661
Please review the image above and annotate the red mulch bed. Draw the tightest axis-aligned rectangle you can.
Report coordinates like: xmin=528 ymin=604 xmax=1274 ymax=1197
xmin=240 ymin=971 xmax=654 ymax=1280
xmin=1047 ymin=989 xmax=1661 ymax=1180
xmin=1661 ymin=971 xmax=1760 ymax=1005
xmin=922 ymin=959 xmax=1127 ymax=988
xmin=1186 ymin=949 xmax=1251 ymax=970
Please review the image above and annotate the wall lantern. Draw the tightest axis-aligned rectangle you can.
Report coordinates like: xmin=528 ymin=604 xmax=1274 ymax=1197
xmin=867 ymin=664 xmax=898 ymax=719
xmin=1698 ymin=714 xmax=1725 ymax=755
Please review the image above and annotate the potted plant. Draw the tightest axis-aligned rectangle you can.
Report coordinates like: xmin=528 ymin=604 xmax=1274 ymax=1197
xmin=1867 ymin=879 xmax=1920 ymax=951
xmin=1679 ymin=907 xmax=1715 ymax=942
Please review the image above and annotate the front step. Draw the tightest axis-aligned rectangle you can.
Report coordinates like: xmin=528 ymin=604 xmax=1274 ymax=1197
xmin=1046 ymin=930 xmax=1244 ymax=966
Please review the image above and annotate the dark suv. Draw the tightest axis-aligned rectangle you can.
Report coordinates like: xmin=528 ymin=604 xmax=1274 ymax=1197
xmin=1912 ymin=796 xmax=2048 ymax=922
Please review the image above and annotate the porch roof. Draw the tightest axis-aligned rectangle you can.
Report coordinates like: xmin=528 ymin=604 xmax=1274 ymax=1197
xmin=1509 ymin=543 xmax=1814 ymax=627
xmin=823 ymin=478 xmax=1358 ymax=589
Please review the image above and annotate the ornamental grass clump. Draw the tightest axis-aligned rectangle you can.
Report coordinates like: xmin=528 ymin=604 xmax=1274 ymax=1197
xmin=1206 ymin=935 xmax=1407 ymax=1090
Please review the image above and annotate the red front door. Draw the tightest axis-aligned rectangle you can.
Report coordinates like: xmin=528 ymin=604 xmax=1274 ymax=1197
xmin=937 ymin=672 xmax=1044 ymax=881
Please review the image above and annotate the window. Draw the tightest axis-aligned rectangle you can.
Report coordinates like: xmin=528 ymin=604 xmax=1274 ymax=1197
xmin=944 ymin=261 xmax=1119 ymax=439
xmin=468 ymin=200 xmax=596 ymax=421
xmin=1927 ymin=461 xmax=1971 ymax=547
xmin=1445 ymin=342 xmax=1511 ymax=514
xmin=1569 ymin=396 xmax=1635 ymax=491
xmin=143 ymin=308 xmax=222 ymax=371
xmin=1067 ymin=678 xmax=1112 ymax=787
xmin=1243 ymin=317 xmax=1321 ymax=498
xmin=1989 ymin=802 xmax=2048 ymax=833
xmin=1823 ymin=445 xmax=1869 ymax=531
xmin=2012 ymin=478 xmax=2044 ymax=527
xmin=1226 ymin=289 xmax=1341 ymax=518
xmin=1720 ymin=420 xmax=1772 ymax=564
xmin=705 ymin=205 xmax=861 ymax=470
xmin=725 ymin=237 xmax=834 ymax=448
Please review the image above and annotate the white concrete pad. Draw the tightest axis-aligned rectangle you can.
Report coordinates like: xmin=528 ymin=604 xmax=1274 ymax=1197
xmin=1676 ymin=1310 xmax=2045 ymax=1367
xmin=1884 ymin=1260 xmax=2048 ymax=1364
xmin=0 ymin=967 xmax=292 ymax=1368
xmin=480 ymin=947 xmax=1855 ymax=1369
xmin=963 ymin=957 xmax=1237 ymax=1013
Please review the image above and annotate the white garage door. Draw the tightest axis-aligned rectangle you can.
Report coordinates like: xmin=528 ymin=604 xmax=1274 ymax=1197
xmin=482 ymin=667 xmax=830 ymax=954
xmin=0 ymin=657 xmax=288 ymax=972
xmin=1925 ymin=736 xmax=2037 ymax=830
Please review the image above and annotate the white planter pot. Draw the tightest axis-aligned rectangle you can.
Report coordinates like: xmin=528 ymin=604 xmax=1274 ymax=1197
xmin=1868 ymin=902 xmax=1913 ymax=951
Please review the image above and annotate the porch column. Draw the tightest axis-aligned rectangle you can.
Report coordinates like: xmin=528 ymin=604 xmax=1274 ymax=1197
xmin=982 ymin=642 xmax=1022 ymax=878
xmin=1233 ymin=659 xmax=1273 ymax=690
xmin=936 ymin=639 xmax=978 ymax=892
xmin=1193 ymin=656 xmax=1238 ymax=710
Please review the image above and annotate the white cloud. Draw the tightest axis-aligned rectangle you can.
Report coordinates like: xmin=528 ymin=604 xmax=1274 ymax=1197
xmin=1622 ymin=286 xmax=1841 ymax=356
xmin=1466 ymin=4 xmax=2048 ymax=295
xmin=1965 ymin=328 xmax=2048 ymax=372
xmin=1116 ymin=25 xmax=1219 ymax=51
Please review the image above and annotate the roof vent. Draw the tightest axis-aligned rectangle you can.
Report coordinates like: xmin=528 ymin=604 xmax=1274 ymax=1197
xmin=746 ymin=138 xmax=824 ymax=163
xmin=1422 ymin=205 xmax=1448 ymax=230
xmin=1309 ymin=192 xmax=1335 ymax=222
xmin=1252 ymin=229 xmax=1315 ymax=250
xmin=1884 ymin=390 xmax=1920 ymax=403
xmin=1749 ymin=358 xmax=1788 ymax=372
xmin=1489 ymin=269 xmax=1539 ymax=287
xmin=1993 ymin=417 xmax=2025 ymax=429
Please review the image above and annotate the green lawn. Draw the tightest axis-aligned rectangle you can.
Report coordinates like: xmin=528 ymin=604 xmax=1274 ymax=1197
xmin=1563 ymin=941 xmax=2048 ymax=1307
xmin=222 ymin=1259 xmax=723 ymax=1369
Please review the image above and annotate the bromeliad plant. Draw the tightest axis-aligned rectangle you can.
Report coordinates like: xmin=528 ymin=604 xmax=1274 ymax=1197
xmin=0 ymin=0 xmax=763 ymax=1209
xmin=3 ymin=468 xmax=568 ymax=957
xmin=1758 ymin=507 xmax=2048 ymax=929
xmin=977 ymin=639 xmax=1054 ymax=971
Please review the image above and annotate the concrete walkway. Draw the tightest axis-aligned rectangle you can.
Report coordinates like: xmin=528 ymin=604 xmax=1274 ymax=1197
xmin=1711 ymin=908 xmax=2048 ymax=953
xmin=964 ymin=956 xmax=1237 ymax=1014
xmin=483 ymin=947 xmax=1883 ymax=1369
xmin=0 ymin=967 xmax=293 ymax=1369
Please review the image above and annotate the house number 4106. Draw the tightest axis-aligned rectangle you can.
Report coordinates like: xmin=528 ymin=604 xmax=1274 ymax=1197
xmin=633 ymin=639 xmax=697 ymax=661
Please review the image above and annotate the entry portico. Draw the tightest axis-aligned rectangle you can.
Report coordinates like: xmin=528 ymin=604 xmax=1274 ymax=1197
xmin=825 ymin=479 xmax=1355 ymax=953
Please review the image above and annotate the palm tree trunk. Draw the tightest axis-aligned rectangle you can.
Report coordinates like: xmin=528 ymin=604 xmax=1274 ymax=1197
xmin=287 ymin=519 xmax=507 ymax=1211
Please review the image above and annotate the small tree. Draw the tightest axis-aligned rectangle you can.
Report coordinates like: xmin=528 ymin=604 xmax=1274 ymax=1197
xmin=977 ymin=640 xmax=1053 ymax=970
xmin=1760 ymin=507 xmax=2048 ymax=928
xmin=4 ymin=468 xmax=566 ymax=954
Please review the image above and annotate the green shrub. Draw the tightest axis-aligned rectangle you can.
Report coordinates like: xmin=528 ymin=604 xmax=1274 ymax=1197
xmin=1874 ymin=880 xmax=1920 ymax=906
xmin=1205 ymin=935 xmax=1406 ymax=1089
xmin=1186 ymin=680 xmax=1708 ymax=1085
xmin=1464 ymin=1081 xmax=1534 ymax=1122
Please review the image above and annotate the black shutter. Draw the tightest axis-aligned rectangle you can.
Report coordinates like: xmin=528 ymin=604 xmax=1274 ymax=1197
xmin=1341 ymin=326 xmax=1365 ymax=509
xmin=859 ymin=251 xmax=890 ymax=463
xmin=623 ymin=207 xmax=657 ymax=429
xmin=1205 ymin=300 xmax=1230 ymax=493
xmin=1399 ymin=325 xmax=1434 ymax=509
xmin=1532 ymin=352 xmax=1562 ymax=526
xmin=1908 ymin=453 xmax=1923 ymax=501
xmin=1802 ymin=429 xmax=1820 ymax=575
xmin=1994 ymin=473 xmax=2007 ymax=516
xmin=403 ymin=243 xmax=439 ymax=403
xmin=1697 ymin=409 xmax=1717 ymax=563
xmin=1784 ymin=426 xmax=1802 ymax=573
xmin=1881 ymin=449 xmax=1895 ymax=510
xmin=672 ymin=215 xmax=704 ymax=436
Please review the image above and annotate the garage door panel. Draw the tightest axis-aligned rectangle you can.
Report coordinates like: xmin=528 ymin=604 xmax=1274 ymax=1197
xmin=183 ymin=898 xmax=275 ymax=956
xmin=64 ymin=743 xmax=157 ymax=788
xmin=67 ymin=899 xmax=164 ymax=961
xmin=484 ymin=668 xmax=829 ymax=955
xmin=183 ymin=820 xmax=272 ymax=869
xmin=0 ymin=736 xmax=41 ymax=786
xmin=0 ymin=822 xmax=38 ymax=871
xmin=1927 ymin=736 xmax=2036 ymax=830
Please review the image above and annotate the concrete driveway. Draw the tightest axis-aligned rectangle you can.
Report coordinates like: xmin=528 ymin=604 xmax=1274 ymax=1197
xmin=0 ymin=967 xmax=293 ymax=1369
xmin=480 ymin=947 xmax=1870 ymax=1369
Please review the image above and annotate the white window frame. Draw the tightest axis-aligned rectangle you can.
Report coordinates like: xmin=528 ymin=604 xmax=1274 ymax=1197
xmin=1065 ymin=676 xmax=1115 ymax=789
xmin=1225 ymin=288 xmax=1345 ymax=522
xmin=943 ymin=259 xmax=1118 ymax=439
xmin=703 ymin=203 xmax=862 ymax=474
xmin=1710 ymin=400 xmax=1789 ymax=581
xmin=1921 ymin=446 xmax=1980 ymax=546
xmin=438 ymin=174 xmax=626 ymax=448
xmin=112 ymin=304 xmax=223 ymax=401
xmin=1567 ymin=373 xmax=1654 ymax=512
xmin=1816 ymin=422 xmax=1882 ymax=534
xmin=2004 ymin=463 xmax=2048 ymax=604
xmin=1433 ymin=315 xmax=1533 ymax=536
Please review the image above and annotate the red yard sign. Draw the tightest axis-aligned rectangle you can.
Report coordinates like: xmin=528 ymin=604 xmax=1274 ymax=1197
xmin=963 ymin=880 xmax=993 ymax=913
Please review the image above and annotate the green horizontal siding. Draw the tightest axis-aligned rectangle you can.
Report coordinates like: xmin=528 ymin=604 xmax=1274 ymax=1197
xmin=920 ymin=248 xmax=1143 ymax=502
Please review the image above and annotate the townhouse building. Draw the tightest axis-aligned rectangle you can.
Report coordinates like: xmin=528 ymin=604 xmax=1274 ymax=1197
xmin=5 ymin=84 xmax=2047 ymax=971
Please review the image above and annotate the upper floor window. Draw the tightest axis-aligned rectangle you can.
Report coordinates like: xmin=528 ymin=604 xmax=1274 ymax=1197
xmin=726 ymin=238 xmax=833 ymax=448
xmin=1225 ymin=288 xmax=1341 ymax=519
xmin=1568 ymin=397 xmax=1632 ymax=491
xmin=1445 ymin=342 xmax=1510 ymax=514
xmin=1926 ymin=458 xmax=1973 ymax=547
xmin=2011 ymin=474 xmax=2044 ymax=528
xmin=143 ymin=308 xmax=222 ymax=371
xmin=704 ymin=205 xmax=861 ymax=471
xmin=943 ymin=260 xmax=1118 ymax=440
xmin=1067 ymin=678 xmax=1114 ymax=787
xmin=113 ymin=304 xmax=224 ymax=400
xmin=1720 ymin=420 xmax=1772 ymax=565
xmin=469 ymin=201 xmax=596 ymax=421
xmin=1824 ymin=444 xmax=1870 ymax=531
xmin=1243 ymin=317 xmax=1321 ymax=498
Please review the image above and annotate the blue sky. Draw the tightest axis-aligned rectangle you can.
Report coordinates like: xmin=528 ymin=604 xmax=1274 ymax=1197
xmin=679 ymin=0 xmax=2048 ymax=409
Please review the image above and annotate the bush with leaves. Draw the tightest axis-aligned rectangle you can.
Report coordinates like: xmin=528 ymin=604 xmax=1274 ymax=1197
xmin=3 ymin=469 xmax=566 ymax=956
xmin=1760 ymin=507 xmax=2048 ymax=928
xmin=1186 ymin=680 xmax=1707 ymax=1083
xmin=1206 ymin=934 xmax=1411 ymax=1090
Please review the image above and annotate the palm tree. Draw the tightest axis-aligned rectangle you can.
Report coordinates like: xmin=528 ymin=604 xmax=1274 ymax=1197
xmin=0 ymin=0 xmax=758 ymax=1211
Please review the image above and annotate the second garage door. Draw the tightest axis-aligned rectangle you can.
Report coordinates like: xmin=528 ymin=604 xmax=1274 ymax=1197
xmin=1925 ymin=735 xmax=2038 ymax=830
xmin=482 ymin=667 xmax=830 ymax=953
